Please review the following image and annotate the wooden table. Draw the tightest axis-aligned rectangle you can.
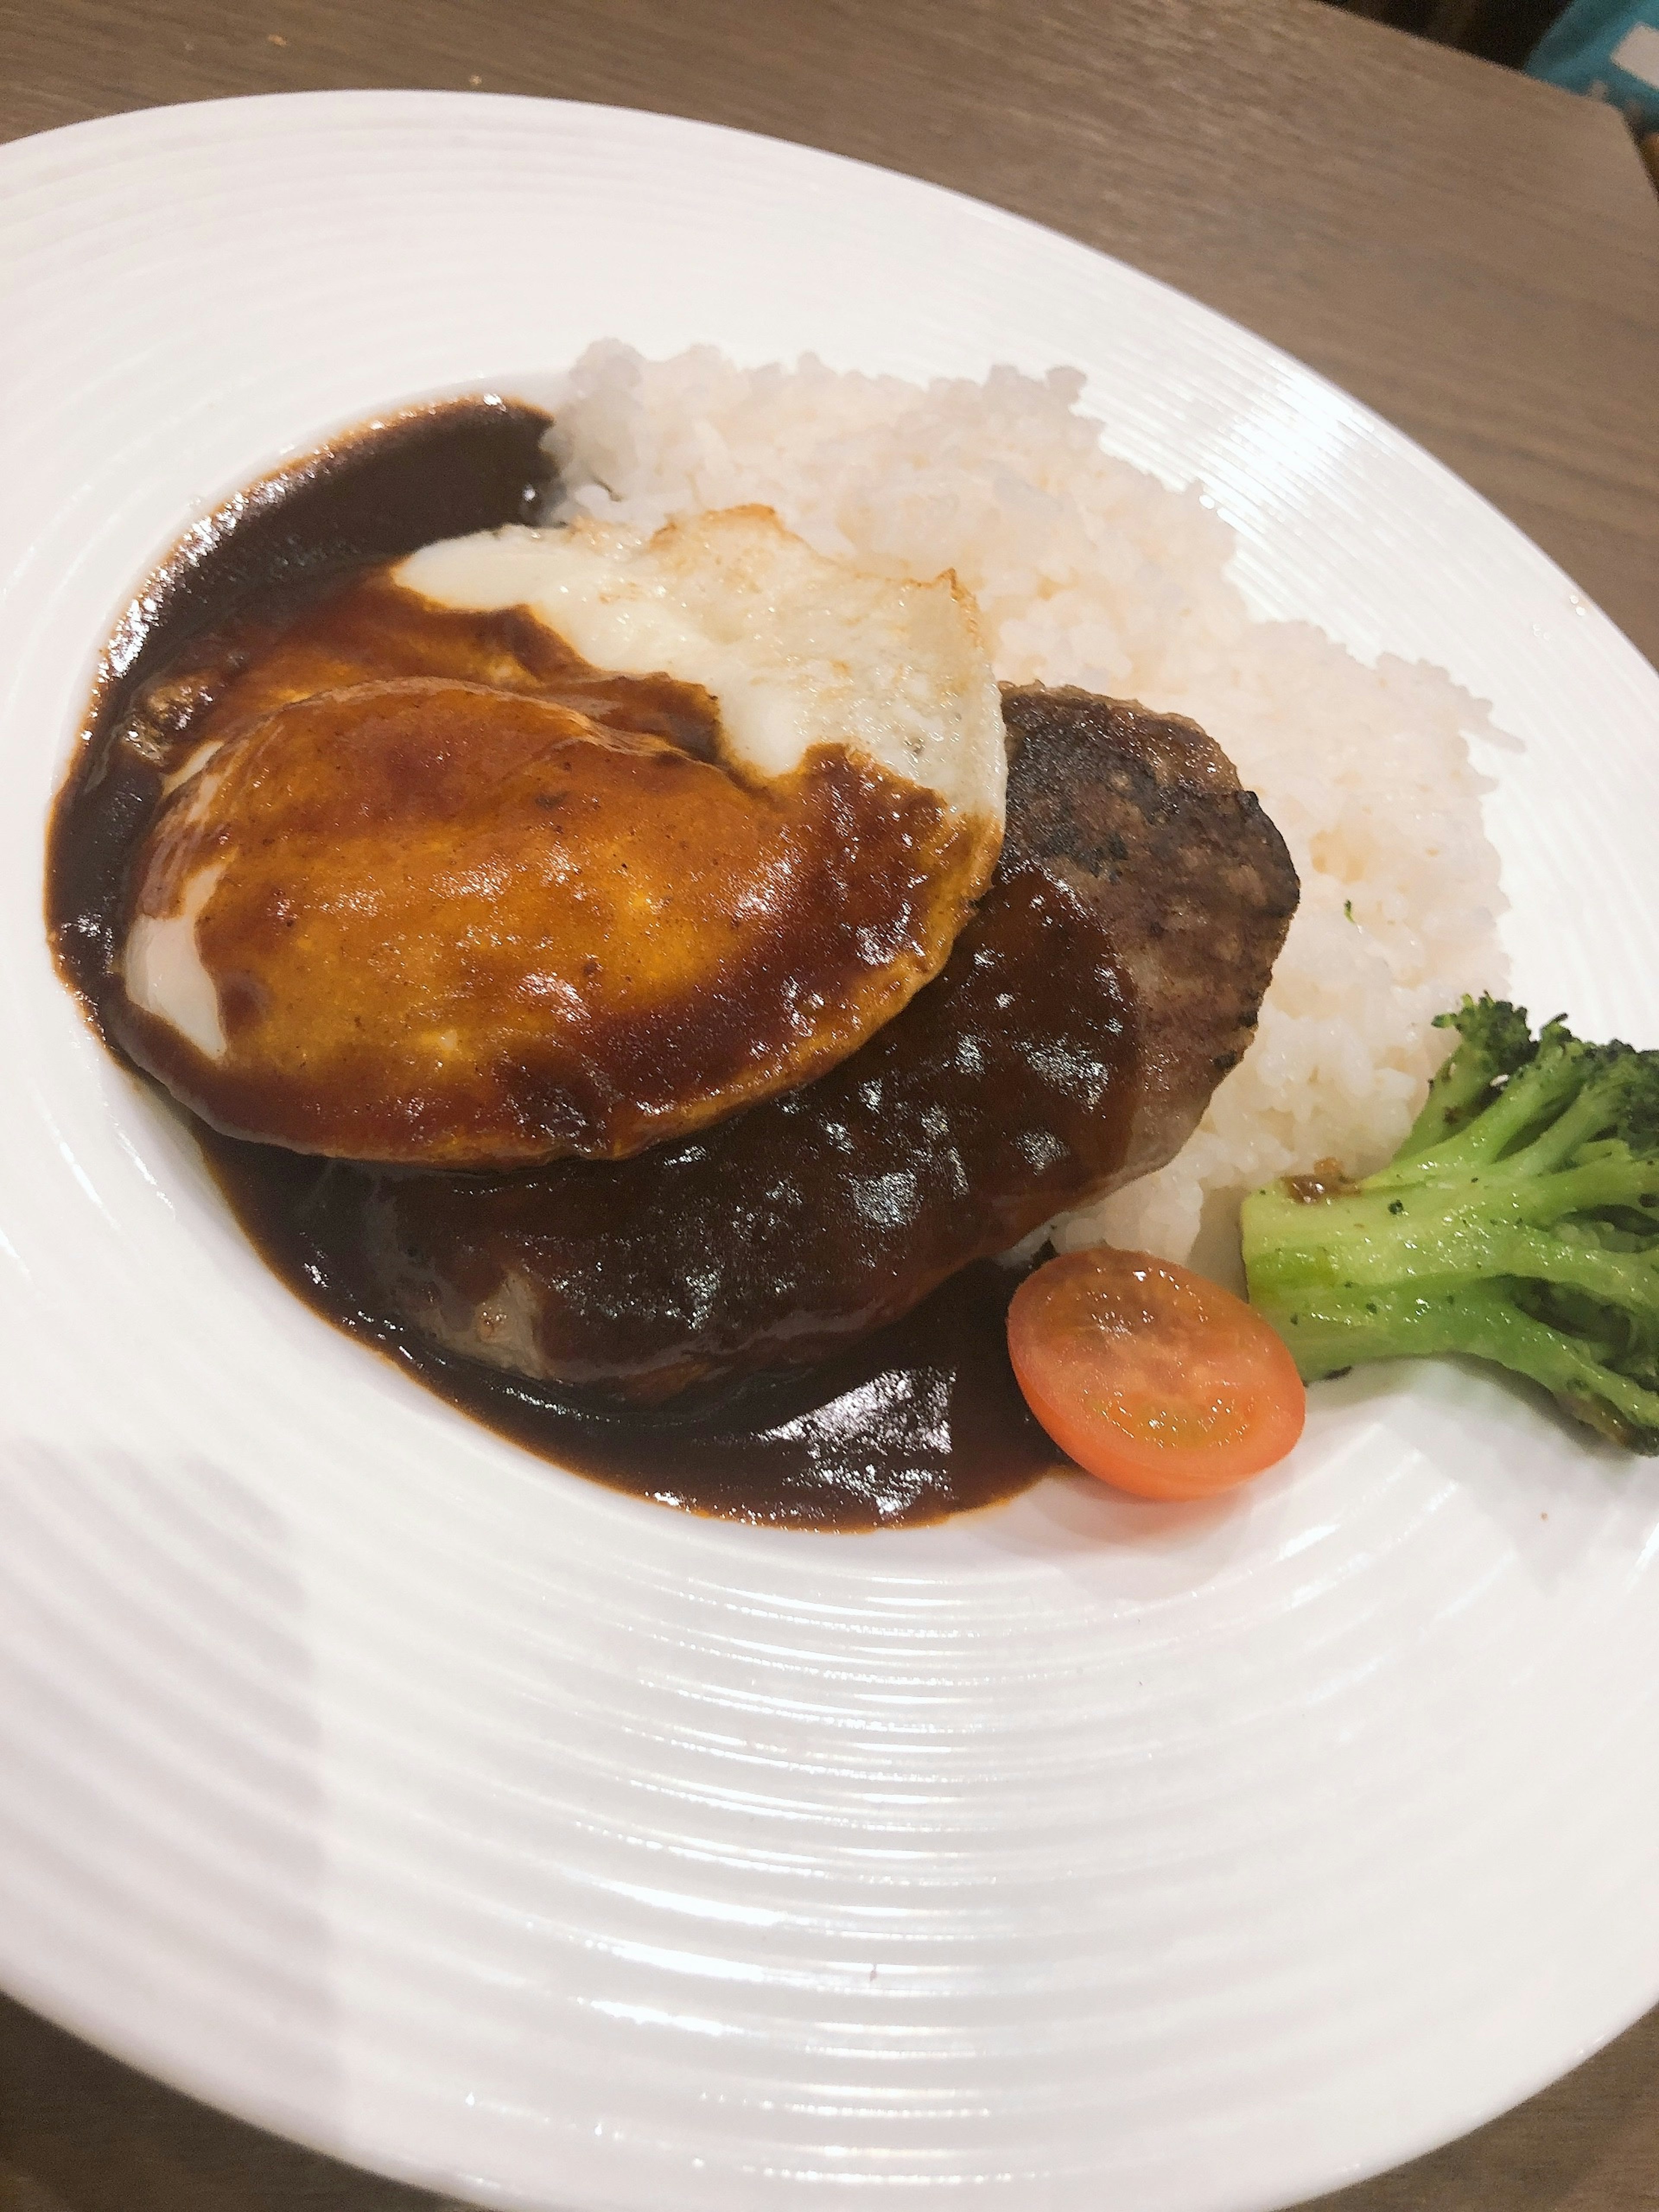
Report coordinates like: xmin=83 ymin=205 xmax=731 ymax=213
xmin=3 ymin=4 xmax=1659 ymax=2208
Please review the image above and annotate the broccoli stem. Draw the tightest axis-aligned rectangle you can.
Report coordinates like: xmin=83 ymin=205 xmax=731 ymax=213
xmin=1243 ymin=1178 xmax=1654 ymax=1316
xmin=1239 ymin=1266 xmax=1659 ymax=1449
xmin=1392 ymin=996 xmax=1535 ymax=1159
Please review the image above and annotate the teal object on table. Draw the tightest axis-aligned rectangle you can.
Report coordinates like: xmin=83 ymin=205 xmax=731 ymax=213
xmin=1527 ymin=0 xmax=1659 ymax=131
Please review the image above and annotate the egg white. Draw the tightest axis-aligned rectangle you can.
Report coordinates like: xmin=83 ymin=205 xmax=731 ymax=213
xmin=396 ymin=505 xmax=1007 ymax=826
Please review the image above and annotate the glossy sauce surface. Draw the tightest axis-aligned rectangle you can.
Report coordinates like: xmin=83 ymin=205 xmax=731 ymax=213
xmin=204 ymin=1127 xmax=1066 ymax=1530
xmin=49 ymin=397 xmax=560 ymax=1039
xmin=365 ymin=859 xmax=1138 ymax=1402
xmin=47 ymin=398 xmax=1068 ymax=1529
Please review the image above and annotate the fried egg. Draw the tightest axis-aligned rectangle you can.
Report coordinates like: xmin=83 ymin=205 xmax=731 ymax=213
xmin=115 ymin=507 xmax=1005 ymax=1168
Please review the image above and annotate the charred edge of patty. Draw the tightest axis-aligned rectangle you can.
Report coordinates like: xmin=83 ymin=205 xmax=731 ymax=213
xmin=1000 ymin=684 xmax=1301 ymax=1188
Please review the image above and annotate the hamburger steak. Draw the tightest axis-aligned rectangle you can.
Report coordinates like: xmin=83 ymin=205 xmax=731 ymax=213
xmin=359 ymin=685 xmax=1300 ymax=1402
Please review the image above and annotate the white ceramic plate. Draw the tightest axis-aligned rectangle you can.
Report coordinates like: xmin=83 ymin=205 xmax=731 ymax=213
xmin=4 ymin=91 xmax=1659 ymax=2212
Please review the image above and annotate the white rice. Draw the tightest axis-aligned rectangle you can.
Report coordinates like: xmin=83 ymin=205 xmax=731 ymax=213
xmin=542 ymin=342 xmax=1508 ymax=1266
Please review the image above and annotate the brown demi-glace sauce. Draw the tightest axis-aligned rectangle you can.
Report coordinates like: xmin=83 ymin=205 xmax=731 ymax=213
xmin=46 ymin=397 xmax=1069 ymax=1532
xmin=202 ymin=1131 xmax=1062 ymax=1529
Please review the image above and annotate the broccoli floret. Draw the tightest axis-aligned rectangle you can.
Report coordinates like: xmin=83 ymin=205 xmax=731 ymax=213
xmin=1240 ymin=996 xmax=1659 ymax=1451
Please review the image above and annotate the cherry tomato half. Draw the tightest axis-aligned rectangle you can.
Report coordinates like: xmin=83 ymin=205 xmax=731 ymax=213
xmin=1007 ymin=1246 xmax=1305 ymax=1500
